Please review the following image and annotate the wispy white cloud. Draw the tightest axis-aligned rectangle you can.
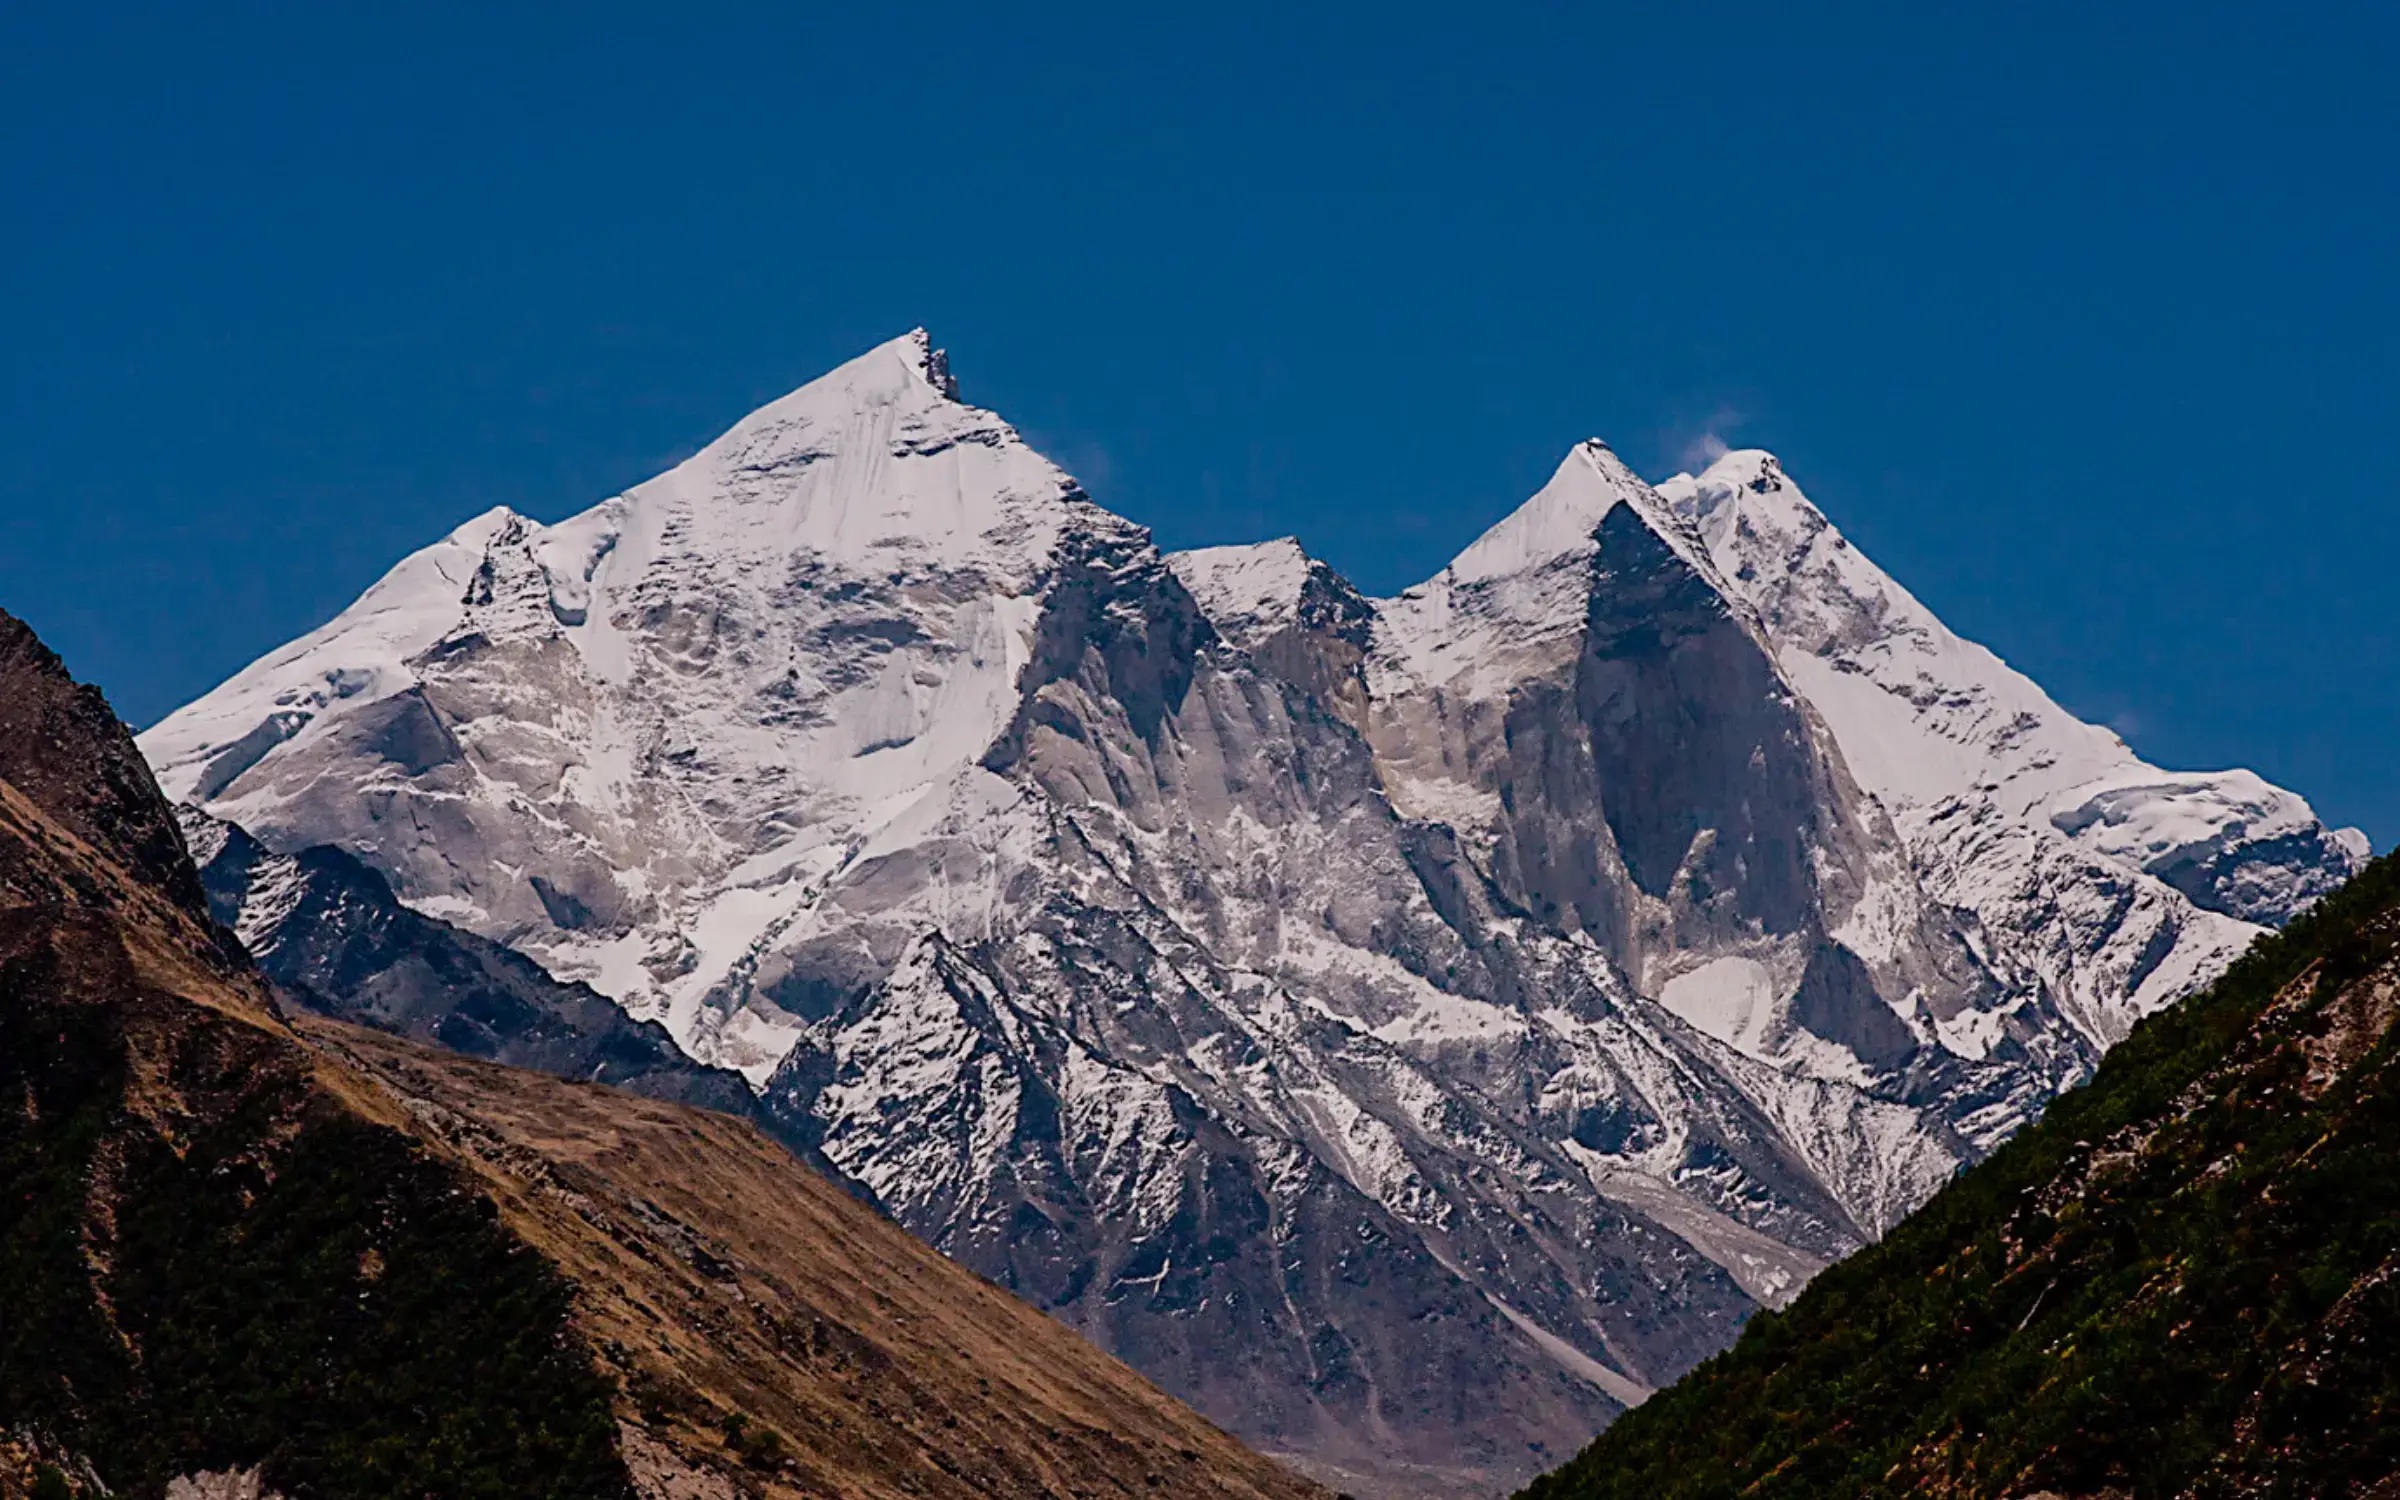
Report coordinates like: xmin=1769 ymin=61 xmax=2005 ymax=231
xmin=1678 ymin=429 xmax=1732 ymax=473
xmin=1666 ymin=405 xmax=1746 ymax=476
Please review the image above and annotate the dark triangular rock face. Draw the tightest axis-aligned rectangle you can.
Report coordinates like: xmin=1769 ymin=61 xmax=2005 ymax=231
xmin=1577 ymin=502 xmax=1822 ymax=923
xmin=1472 ymin=499 xmax=1851 ymax=961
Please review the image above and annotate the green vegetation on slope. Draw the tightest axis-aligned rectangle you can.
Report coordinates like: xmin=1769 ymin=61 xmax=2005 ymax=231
xmin=1524 ymin=853 xmax=2400 ymax=1500
xmin=0 ymin=919 xmax=632 ymax=1500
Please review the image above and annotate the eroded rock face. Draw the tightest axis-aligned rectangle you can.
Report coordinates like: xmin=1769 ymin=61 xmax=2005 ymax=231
xmin=140 ymin=338 xmax=2365 ymax=1498
xmin=164 ymin=1472 xmax=282 ymax=1500
xmin=619 ymin=1428 xmax=740 ymax=1500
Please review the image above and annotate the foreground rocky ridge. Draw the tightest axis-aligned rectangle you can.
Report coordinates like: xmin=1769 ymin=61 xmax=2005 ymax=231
xmin=141 ymin=333 xmax=2365 ymax=1496
xmin=0 ymin=608 xmax=1324 ymax=1500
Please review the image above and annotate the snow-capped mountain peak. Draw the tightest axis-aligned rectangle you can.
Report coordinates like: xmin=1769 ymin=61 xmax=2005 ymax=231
xmin=1369 ymin=440 xmax=1748 ymax=706
xmin=141 ymin=329 xmax=1133 ymax=1076
xmin=612 ymin=325 xmax=1089 ymax=575
xmin=141 ymin=335 xmax=2369 ymax=1499
xmin=1657 ymin=448 xmax=2365 ymax=929
xmin=1447 ymin=439 xmax=1712 ymax=586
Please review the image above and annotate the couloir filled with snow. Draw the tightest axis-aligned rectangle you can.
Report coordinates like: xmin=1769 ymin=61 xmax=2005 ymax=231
xmin=142 ymin=332 xmax=2366 ymax=1499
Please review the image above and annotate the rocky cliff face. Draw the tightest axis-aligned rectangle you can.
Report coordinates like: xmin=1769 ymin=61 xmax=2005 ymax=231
xmin=177 ymin=806 xmax=775 ymax=1130
xmin=140 ymin=333 xmax=2366 ymax=1498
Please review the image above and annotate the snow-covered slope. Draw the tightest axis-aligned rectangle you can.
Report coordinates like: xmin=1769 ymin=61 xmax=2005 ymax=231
xmin=142 ymin=335 xmax=2365 ymax=1500
xmin=1657 ymin=450 xmax=2366 ymax=1046
xmin=145 ymin=331 xmax=1096 ymax=1077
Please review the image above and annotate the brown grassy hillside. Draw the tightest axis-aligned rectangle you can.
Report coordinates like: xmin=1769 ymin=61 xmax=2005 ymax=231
xmin=308 ymin=1016 xmax=1332 ymax=1500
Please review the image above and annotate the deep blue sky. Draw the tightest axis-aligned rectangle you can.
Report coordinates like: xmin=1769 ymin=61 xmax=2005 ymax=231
xmin=3 ymin=4 xmax=2392 ymax=842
